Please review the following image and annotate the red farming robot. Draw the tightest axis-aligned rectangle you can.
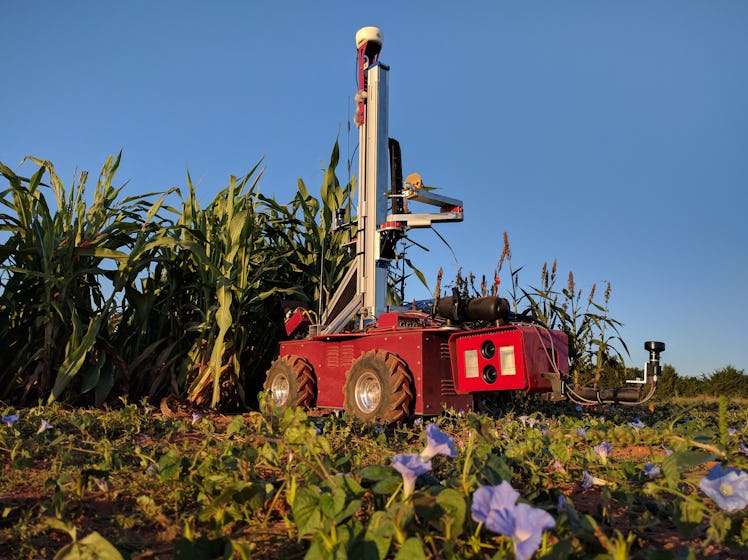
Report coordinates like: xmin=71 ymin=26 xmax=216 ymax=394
xmin=264 ymin=27 xmax=664 ymax=423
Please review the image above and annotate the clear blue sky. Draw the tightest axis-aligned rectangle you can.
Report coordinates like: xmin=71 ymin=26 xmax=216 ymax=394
xmin=3 ymin=1 xmax=747 ymax=378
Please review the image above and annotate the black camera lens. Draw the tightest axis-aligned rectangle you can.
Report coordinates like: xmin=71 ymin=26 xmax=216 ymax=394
xmin=482 ymin=364 xmax=498 ymax=384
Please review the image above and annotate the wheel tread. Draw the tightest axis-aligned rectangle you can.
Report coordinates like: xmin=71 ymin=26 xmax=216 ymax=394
xmin=344 ymin=349 xmax=414 ymax=424
xmin=263 ymin=355 xmax=316 ymax=410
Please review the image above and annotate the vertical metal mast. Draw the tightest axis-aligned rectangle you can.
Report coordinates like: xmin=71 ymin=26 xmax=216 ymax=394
xmin=356 ymin=28 xmax=389 ymax=328
xmin=317 ymin=26 xmax=463 ymax=335
xmin=320 ymin=27 xmax=388 ymax=334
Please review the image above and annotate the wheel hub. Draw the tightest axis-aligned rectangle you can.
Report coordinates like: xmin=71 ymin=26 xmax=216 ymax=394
xmin=270 ymin=374 xmax=290 ymax=406
xmin=354 ymin=372 xmax=382 ymax=414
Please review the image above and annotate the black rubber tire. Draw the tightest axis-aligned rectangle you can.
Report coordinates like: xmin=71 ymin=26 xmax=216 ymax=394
xmin=343 ymin=350 xmax=414 ymax=424
xmin=263 ymin=355 xmax=316 ymax=410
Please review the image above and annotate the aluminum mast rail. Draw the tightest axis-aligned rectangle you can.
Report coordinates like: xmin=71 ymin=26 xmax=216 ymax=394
xmin=320 ymin=27 xmax=388 ymax=334
xmin=356 ymin=60 xmax=390 ymax=328
xmin=319 ymin=26 xmax=463 ymax=334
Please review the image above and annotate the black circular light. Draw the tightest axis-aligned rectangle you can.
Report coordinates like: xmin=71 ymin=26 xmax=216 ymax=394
xmin=481 ymin=340 xmax=496 ymax=359
xmin=482 ymin=364 xmax=498 ymax=384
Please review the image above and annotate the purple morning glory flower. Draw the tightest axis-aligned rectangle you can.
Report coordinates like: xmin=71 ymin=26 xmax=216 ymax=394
xmin=37 ymin=419 xmax=53 ymax=434
xmin=699 ymin=464 xmax=748 ymax=512
xmin=471 ymin=481 xmax=555 ymax=560
xmin=472 ymin=481 xmax=520 ymax=534
xmin=512 ymin=503 xmax=556 ymax=560
xmin=643 ymin=463 xmax=661 ymax=479
xmin=191 ymin=412 xmax=202 ymax=424
xmin=392 ymin=453 xmax=431 ymax=497
xmin=420 ymin=423 xmax=457 ymax=460
xmin=577 ymin=427 xmax=587 ymax=437
xmin=2 ymin=414 xmax=19 ymax=427
xmin=582 ymin=471 xmax=594 ymax=490
xmin=519 ymin=415 xmax=540 ymax=428
xmin=557 ymin=494 xmax=567 ymax=513
xmin=582 ymin=471 xmax=607 ymax=490
xmin=92 ymin=477 xmax=110 ymax=493
xmin=728 ymin=428 xmax=738 ymax=436
xmin=593 ymin=442 xmax=612 ymax=463
xmin=628 ymin=419 xmax=645 ymax=430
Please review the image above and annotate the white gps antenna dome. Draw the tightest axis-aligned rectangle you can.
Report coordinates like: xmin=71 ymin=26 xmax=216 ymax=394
xmin=355 ymin=26 xmax=383 ymax=49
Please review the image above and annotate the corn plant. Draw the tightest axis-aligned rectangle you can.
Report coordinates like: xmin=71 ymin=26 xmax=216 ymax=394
xmin=0 ymin=141 xmax=356 ymax=409
xmin=258 ymin=140 xmax=355 ymax=316
xmin=153 ymin=166 xmax=293 ymax=408
xmin=111 ymin=227 xmax=201 ymax=403
xmin=0 ymin=154 xmax=174 ymax=405
xmin=158 ymin=143 xmax=353 ymax=408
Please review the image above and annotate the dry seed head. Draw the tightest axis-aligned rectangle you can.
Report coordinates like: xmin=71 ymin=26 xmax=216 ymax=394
xmin=605 ymin=281 xmax=611 ymax=303
xmin=541 ymin=262 xmax=548 ymax=288
xmin=568 ymin=271 xmax=575 ymax=294
xmin=498 ymin=232 xmax=511 ymax=270
xmin=588 ymin=283 xmax=597 ymax=305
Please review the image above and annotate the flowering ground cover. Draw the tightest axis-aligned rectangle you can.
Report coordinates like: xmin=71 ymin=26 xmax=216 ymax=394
xmin=1 ymin=397 xmax=747 ymax=559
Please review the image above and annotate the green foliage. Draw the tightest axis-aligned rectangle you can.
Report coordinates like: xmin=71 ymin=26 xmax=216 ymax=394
xmin=47 ymin=519 xmax=124 ymax=560
xmin=168 ymin=164 xmax=302 ymax=407
xmin=0 ymin=143 xmax=353 ymax=408
xmin=654 ymin=366 xmax=748 ymax=400
xmin=260 ymin=140 xmax=355 ymax=312
xmin=0 ymin=155 xmax=176 ymax=406
xmin=2 ymin=400 xmax=748 ymax=558
xmin=702 ymin=366 xmax=748 ymax=397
